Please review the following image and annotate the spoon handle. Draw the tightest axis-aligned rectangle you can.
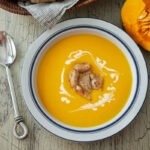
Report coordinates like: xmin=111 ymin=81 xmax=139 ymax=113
xmin=5 ymin=66 xmax=28 ymax=139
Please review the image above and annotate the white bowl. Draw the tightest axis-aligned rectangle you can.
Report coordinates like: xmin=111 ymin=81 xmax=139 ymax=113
xmin=21 ymin=18 xmax=148 ymax=142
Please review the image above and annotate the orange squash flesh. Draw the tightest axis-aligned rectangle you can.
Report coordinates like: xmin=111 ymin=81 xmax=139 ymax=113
xmin=121 ymin=0 xmax=150 ymax=51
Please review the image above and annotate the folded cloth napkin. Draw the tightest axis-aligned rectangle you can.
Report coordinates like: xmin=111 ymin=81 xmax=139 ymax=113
xmin=19 ymin=0 xmax=79 ymax=28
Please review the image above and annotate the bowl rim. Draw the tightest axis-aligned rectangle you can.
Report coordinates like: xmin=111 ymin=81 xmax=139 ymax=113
xmin=21 ymin=18 xmax=148 ymax=142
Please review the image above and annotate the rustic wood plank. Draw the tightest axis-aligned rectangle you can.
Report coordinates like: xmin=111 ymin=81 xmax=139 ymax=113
xmin=0 ymin=0 xmax=150 ymax=149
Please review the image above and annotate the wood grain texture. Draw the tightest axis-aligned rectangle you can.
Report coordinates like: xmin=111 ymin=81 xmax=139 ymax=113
xmin=0 ymin=0 xmax=150 ymax=149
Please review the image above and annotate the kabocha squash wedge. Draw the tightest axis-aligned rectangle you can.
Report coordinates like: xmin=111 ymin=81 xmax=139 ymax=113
xmin=121 ymin=0 xmax=150 ymax=51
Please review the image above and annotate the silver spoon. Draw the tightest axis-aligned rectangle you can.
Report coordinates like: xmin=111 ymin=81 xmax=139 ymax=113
xmin=0 ymin=31 xmax=28 ymax=139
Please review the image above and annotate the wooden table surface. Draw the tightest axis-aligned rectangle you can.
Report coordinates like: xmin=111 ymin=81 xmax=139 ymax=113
xmin=0 ymin=0 xmax=150 ymax=149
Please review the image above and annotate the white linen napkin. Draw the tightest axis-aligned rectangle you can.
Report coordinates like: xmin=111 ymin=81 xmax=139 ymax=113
xmin=19 ymin=0 xmax=79 ymax=28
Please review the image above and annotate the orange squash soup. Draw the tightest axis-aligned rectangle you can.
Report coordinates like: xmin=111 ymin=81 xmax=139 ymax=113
xmin=37 ymin=34 xmax=132 ymax=128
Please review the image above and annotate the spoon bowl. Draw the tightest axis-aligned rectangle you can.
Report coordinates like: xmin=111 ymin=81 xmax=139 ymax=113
xmin=0 ymin=31 xmax=16 ymax=66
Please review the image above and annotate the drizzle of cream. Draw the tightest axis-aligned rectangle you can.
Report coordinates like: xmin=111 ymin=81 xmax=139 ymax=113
xmin=61 ymin=97 xmax=70 ymax=104
xmin=59 ymin=68 xmax=73 ymax=97
xmin=95 ymin=57 xmax=118 ymax=73
xmin=65 ymin=50 xmax=95 ymax=65
xmin=110 ymin=73 xmax=120 ymax=83
xmin=107 ymin=86 xmax=116 ymax=91
xmin=71 ymin=92 xmax=115 ymax=112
